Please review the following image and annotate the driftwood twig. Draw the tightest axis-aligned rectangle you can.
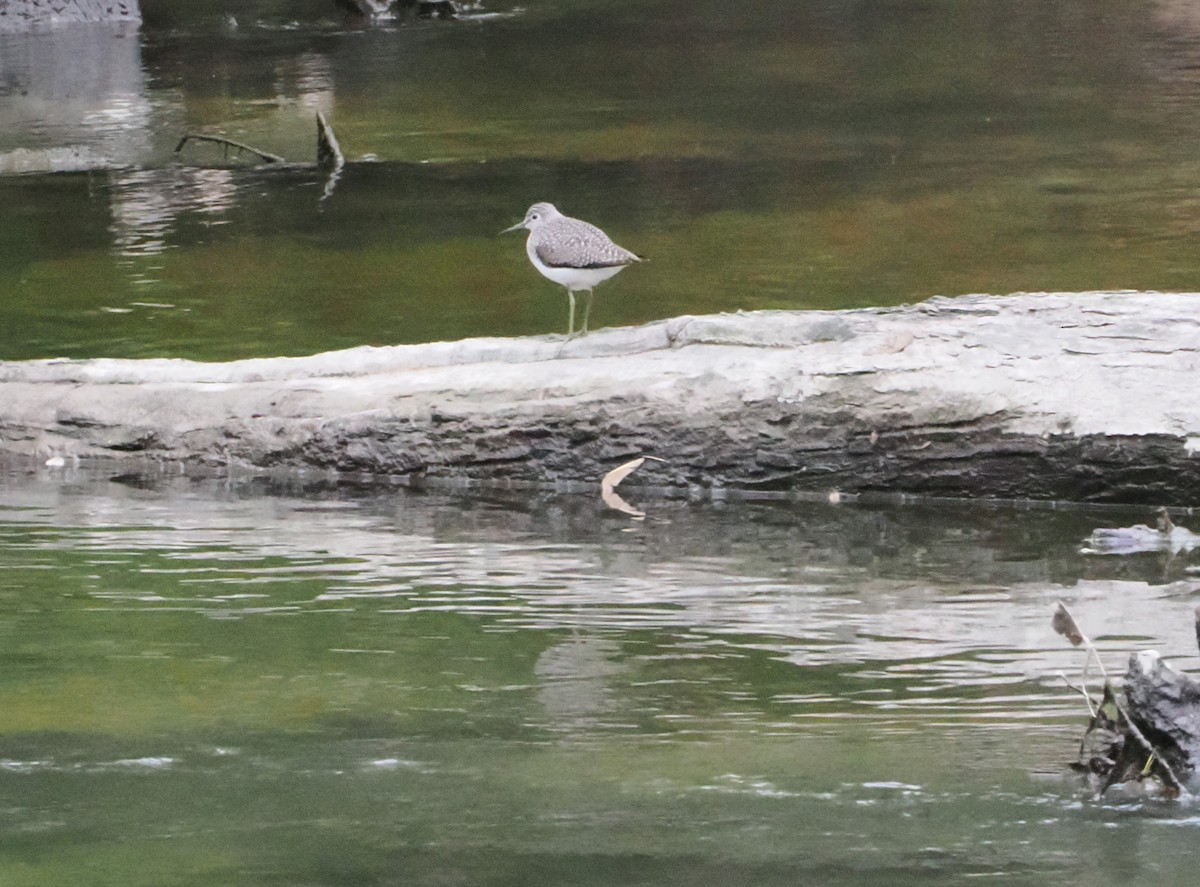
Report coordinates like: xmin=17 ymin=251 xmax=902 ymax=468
xmin=1052 ymin=602 xmax=1106 ymax=715
xmin=175 ymin=134 xmax=286 ymax=164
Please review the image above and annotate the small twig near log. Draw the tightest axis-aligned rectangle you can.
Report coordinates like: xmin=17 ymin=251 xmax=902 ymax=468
xmin=1051 ymin=601 xmax=1107 ymax=715
xmin=1057 ymin=671 xmax=1099 ymax=715
xmin=174 ymin=134 xmax=285 ymax=165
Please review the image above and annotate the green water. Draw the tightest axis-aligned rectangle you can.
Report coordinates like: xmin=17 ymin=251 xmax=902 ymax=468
xmin=3 ymin=471 xmax=1200 ymax=886
xmin=5 ymin=0 xmax=1200 ymax=359
xmin=6 ymin=2 xmax=1200 ymax=883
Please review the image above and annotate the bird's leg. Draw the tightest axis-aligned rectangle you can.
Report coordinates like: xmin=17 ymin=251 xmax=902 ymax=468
xmin=566 ymin=289 xmax=576 ymax=339
xmin=581 ymin=289 xmax=593 ymax=334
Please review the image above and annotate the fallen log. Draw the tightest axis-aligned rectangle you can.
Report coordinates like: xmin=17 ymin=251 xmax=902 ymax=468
xmin=1081 ymin=508 xmax=1200 ymax=555
xmin=335 ymin=0 xmax=460 ymax=20
xmin=2 ymin=291 xmax=1200 ymax=500
xmin=0 ymin=3 xmax=146 ymax=173
xmin=1124 ymin=649 xmax=1200 ymax=784
xmin=0 ymin=0 xmax=140 ymax=31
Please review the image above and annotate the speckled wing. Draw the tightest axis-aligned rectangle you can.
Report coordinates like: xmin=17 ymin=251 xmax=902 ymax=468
xmin=534 ymin=217 xmax=641 ymax=269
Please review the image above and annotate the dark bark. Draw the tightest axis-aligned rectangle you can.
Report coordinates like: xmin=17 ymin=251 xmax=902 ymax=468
xmin=316 ymin=111 xmax=344 ymax=171
xmin=1123 ymin=651 xmax=1200 ymax=784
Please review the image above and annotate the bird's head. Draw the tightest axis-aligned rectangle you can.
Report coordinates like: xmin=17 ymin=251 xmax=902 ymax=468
xmin=502 ymin=202 xmax=560 ymax=234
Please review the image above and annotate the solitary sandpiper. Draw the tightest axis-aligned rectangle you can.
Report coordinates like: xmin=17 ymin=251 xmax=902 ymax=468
xmin=503 ymin=202 xmax=641 ymax=337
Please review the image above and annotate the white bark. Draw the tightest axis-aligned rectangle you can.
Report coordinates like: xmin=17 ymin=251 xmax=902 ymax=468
xmin=2 ymin=291 xmax=1199 ymax=501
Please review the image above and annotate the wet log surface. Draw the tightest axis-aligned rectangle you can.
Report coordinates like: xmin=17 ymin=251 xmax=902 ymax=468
xmin=1124 ymin=650 xmax=1200 ymax=782
xmin=0 ymin=0 xmax=140 ymax=31
xmin=2 ymin=291 xmax=1200 ymax=501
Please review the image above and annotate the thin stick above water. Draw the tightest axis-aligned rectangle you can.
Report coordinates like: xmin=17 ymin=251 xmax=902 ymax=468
xmin=174 ymin=134 xmax=285 ymax=164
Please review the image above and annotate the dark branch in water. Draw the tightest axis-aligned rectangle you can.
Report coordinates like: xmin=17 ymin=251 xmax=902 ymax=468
xmin=1109 ymin=687 xmax=1185 ymax=794
xmin=316 ymin=111 xmax=345 ymax=172
xmin=174 ymin=134 xmax=286 ymax=165
xmin=1055 ymin=601 xmax=1197 ymax=797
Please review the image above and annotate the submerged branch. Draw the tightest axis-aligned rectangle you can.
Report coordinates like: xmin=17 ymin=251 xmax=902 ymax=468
xmin=174 ymin=134 xmax=286 ymax=165
xmin=316 ymin=111 xmax=345 ymax=172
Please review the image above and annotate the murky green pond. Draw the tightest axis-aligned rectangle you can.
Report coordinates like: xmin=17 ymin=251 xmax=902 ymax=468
xmin=5 ymin=1 xmax=1200 ymax=883
xmin=5 ymin=0 xmax=1200 ymax=359
xmin=3 ymin=470 xmax=1200 ymax=886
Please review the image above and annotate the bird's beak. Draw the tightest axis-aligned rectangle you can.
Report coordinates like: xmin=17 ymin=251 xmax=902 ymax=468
xmin=500 ymin=221 xmax=525 ymax=234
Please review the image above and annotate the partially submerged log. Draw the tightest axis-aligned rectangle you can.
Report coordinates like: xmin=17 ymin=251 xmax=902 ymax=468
xmin=1066 ymin=651 xmax=1200 ymax=796
xmin=1056 ymin=601 xmax=1200 ymax=796
xmin=1073 ymin=678 xmax=1186 ymax=795
xmin=0 ymin=0 xmax=140 ymax=31
xmin=336 ymin=0 xmax=460 ymax=21
xmin=1082 ymin=509 xmax=1200 ymax=555
xmin=3 ymin=291 xmax=1200 ymax=500
xmin=0 ymin=6 xmax=146 ymax=173
xmin=1124 ymin=649 xmax=1200 ymax=782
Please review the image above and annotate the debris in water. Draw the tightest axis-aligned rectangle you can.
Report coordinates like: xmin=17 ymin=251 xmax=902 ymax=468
xmin=601 ymin=456 xmax=665 ymax=519
xmin=1081 ymin=508 xmax=1200 ymax=555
